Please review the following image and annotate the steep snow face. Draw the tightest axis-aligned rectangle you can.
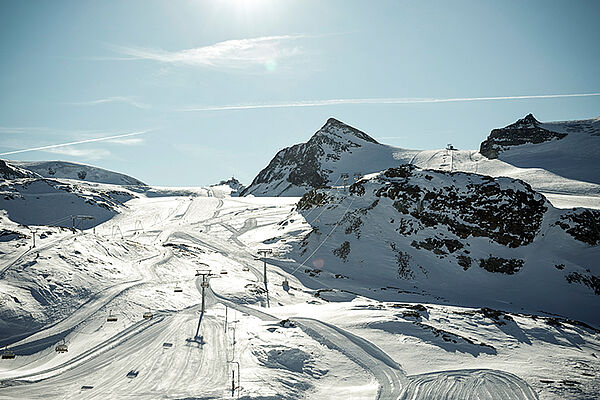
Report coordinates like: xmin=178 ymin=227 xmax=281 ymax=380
xmin=286 ymin=166 xmax=600 ymax=326
xmin=12 ymin=160 xmax=147 ymax=186
xmin=241 ymin=118 xmax=415 ymax=196
xmin=479 ymin=114 xmax=600 ymax=185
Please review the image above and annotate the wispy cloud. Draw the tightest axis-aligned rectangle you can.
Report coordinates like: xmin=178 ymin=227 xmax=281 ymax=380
xmin=0 ymin=130 xmax=148 ymax=156
xmin=68 ymin=96 xmax=149 ymax=109
xmin=110 ymin=35 xmax=304 ymax=70
xmin=181 ymin=93 xmax=600 ymax=112
xmin=44 ymin=146 xmax=112 ymax=160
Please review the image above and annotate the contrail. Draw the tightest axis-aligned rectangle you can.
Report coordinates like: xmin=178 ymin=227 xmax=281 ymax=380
xmin=182 ymin=92 xmax=600 ymax=112
xmin=0 ymin=130 xmax=147 ymax=156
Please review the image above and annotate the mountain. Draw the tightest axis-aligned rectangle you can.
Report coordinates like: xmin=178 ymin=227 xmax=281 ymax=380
xmin=0 ymin=160 xmax=40 ymax=180
xmin=479 ymin=114 xmax=600 ymax=185
xmin=210 ymin=176 xmax=245 ymax=196
xmin=243 ymin=116 xmax=600 ymax=212
xmin=240 ymin=118 xmax=415 ymax=196
xmin=11 ymin=160 xmax=147 ymax=186
xmin=283 ymin=165 xmax=600 ymax=326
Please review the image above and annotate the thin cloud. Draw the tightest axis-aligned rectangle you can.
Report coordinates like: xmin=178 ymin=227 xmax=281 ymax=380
xmin=68 ymin=96 xmax=149 ymax=109
xmin=181 ymin=93 xmax=600 ymax=112
xmin=110 ymin=35 xmax=304 ymax=70
xmin=44 ymin=146 xmax=112 ymax=161
xmin=106 ymin=137 xmax=144 ymax=145
xmin=0 ymin=131 xmax=148 ymax=156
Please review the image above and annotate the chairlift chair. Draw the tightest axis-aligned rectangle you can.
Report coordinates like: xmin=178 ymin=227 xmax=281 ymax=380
xmin=143 ymin=311 xmax=153 ymax=320
xmin=107 ymin=311 xmax=118 ymax=322
xmin=55 ymin=340 xmax=68 ymax=353
xmin=174 ymin=286 xmax=183 ymax=293
xmin=1 ymin=346 xmax=15 ymax=360
xmin=220 ymin=270 xmax=228 ymax=274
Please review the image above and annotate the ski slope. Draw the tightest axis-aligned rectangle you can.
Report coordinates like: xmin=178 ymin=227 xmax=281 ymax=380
xmin=1 ymin=189 xmax=598 ymax=399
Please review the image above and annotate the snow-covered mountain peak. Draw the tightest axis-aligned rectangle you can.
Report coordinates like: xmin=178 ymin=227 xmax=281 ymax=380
xmin=480 ymin=114 xmax=569 ymax=159
xmin=312 ymin=117 xmax=380 ymax=145
xmin=241 ymin=118 xmax=409 ymax=197
xmin=508 ymin=113 xmax=540 ymax=129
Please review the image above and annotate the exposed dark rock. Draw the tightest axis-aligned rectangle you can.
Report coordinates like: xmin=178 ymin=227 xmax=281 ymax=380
xmin=332 ymin=241 xmax=351 ymax=262
xmin=480 ymin=114 xmax=568 ymax=158
xmin=457 ymin=255 xmax=472 ymax=270
xmin=298 ymin=190 xmax=333 ymax=210
xmin=479 ymin=256 xmax=524 ymax=275
xmin=352 ymin=165 xmax=546 ymax=248
xmin=555 ymin=209 xmax=600 ymax=246
xmin=390 ymin=242 xmax=414 ymax=279
xmin=565 ymin=272 xmax=600 ymax=295
xmin=0 ymin=160 xmax=38 ymax=180
xmin=411 ymin=237 xmax=464 ymax=255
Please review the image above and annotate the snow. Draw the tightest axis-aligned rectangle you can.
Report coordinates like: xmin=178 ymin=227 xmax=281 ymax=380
xmin=0 ymin=185 xmax=597 ymax=399
xmin=10 ymin=160 xmax=146 ymax=186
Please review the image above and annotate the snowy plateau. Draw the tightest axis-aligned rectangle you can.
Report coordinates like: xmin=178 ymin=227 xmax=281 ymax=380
xmin=0 ymin=114 xmax=599 ymax=400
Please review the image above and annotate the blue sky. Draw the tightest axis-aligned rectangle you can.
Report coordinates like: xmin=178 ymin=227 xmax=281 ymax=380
xmin=1 ymin=0 xmax=599 ymax=186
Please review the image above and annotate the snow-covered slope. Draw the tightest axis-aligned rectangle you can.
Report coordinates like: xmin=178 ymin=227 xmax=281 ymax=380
xmin=278 ymin=165 xmax=599 ymax=326
xmin=11 ymin=160 xmax=147 ymax=186
xmin=0 ymin=190 xmax=597 ymax=399
xmin=0 ymin=178 xmax=136 ymax=227
xmin=241 ymin=118 xmax=416 ymax=197
xmin=479 ymin=114 xmax=600 ymax=185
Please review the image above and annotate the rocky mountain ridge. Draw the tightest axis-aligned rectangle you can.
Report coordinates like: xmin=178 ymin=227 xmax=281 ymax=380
xmin=284 ymin=165 xmax=600 ymax=325
xmin=240 ymin=118 xmax=412 ymax=196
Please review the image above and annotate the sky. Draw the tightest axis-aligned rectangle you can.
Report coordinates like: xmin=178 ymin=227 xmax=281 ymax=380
xmin=0 ymin=0 xmax=599 ymax=186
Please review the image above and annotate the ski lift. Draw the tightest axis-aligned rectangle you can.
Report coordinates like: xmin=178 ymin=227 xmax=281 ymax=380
xmin=195 ymin=270 xmax=201 ymax=276
xmin=174 ymin=286 xmax=183 ymax=293
xmin=107 ymin=310 xmax=118 ymax=322
xmin=143 ymin=311 xmax=153 ymax=320
xmin=1 ymin=346 xmax=15 ymax=360
xmin=242 ymin=266 xmax=250 ymax=272
xmin=55 ymin=340 xmax=68 ymax=353
xmin=220 ymin=270 xmax=228 ymax=274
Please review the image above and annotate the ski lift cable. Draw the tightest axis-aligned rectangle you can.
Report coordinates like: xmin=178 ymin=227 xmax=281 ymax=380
xmin=290 ymin=196 xmax=356 ymax=275
xmin=42 ymin=214 xmax=75 ymax=227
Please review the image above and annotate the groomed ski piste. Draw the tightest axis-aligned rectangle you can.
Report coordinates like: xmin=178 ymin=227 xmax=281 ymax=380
xmin=1 ymin=182 xmax=598 ymax=399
